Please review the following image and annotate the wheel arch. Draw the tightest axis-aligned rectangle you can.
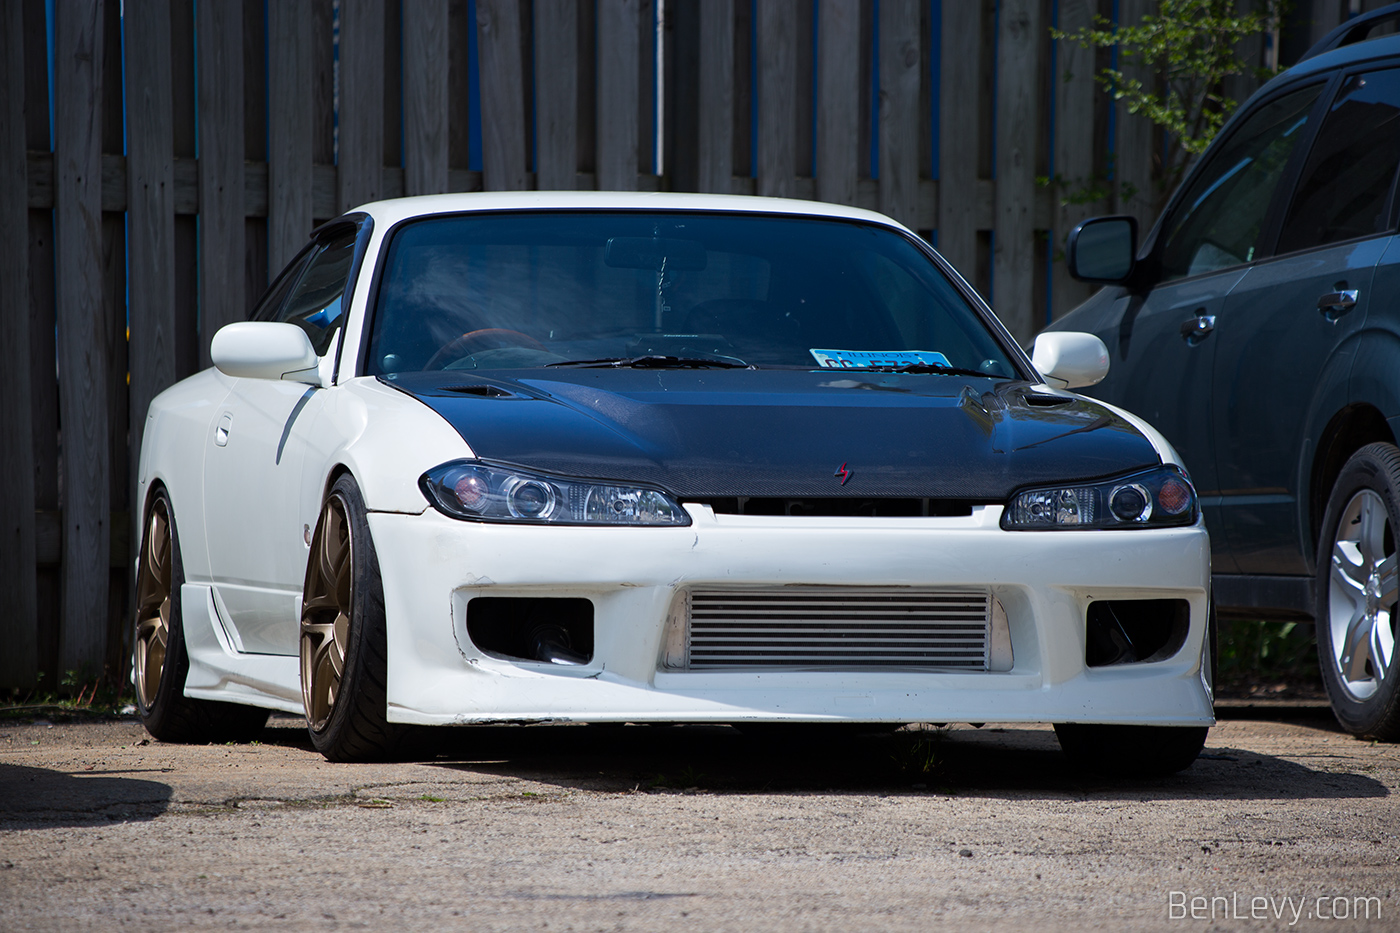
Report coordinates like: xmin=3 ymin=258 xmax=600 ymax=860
xmin=1309 ymin=403 xmax=1396 ymax=558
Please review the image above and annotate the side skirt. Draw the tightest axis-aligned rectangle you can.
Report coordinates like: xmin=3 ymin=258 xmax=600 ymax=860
xmin=181 ymin=583 xmax=305 ymax=713
xmin=1213 ymin=574 xmax=1315 ymax=622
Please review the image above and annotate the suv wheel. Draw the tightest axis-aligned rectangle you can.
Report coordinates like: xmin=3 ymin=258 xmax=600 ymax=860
xmin=1315 ymin=443 xmax=1400 ymax=739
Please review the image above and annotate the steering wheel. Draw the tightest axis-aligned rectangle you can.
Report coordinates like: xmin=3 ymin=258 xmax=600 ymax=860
xmin=424 ymin=328 xmax=547 ymax=370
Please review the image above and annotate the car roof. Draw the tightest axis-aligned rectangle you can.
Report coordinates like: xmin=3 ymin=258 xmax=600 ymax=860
xmin=350 ymin=190 xmax=913 ymax=232
xmin=1272 ymin=31 xmax=1400 ymax=84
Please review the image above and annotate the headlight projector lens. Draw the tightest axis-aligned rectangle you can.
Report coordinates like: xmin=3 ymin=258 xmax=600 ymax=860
xmin=505 ymin=478 xmax=556 ymax=519
xmin=1108 ymin=483 xmax=1152 ymax=522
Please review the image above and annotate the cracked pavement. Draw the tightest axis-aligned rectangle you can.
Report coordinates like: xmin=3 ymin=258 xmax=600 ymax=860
xmin=1 ymin=712 xmax=1398 ymax=931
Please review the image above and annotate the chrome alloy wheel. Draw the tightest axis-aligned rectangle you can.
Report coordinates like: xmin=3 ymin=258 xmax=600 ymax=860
xmin=301 ymin=494 xmax=353 ymax=731
xmin=1327 ymin=489 xmax=1399 ymax=702
xmin=134 ymin=501 xmax=174 ymax=708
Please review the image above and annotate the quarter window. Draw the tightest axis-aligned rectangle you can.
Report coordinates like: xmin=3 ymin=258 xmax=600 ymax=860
xmin=1160 ymin=84 xmax=1322 ymax=280
xmin=1276 ymin=68 xmax=1400 ymax=254
xmin=279 ymin=230 xmax=359 ymax=354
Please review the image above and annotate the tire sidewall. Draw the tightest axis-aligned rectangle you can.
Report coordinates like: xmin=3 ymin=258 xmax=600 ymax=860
xmin=307 ymin=474 xmax=392 ymax=756
xmin=1314 ymin=443 xmax=1400 ymax=738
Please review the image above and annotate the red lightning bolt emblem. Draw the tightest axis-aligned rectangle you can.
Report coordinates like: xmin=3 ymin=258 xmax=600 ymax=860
xmin=834 ymin=462 xmax=851 ymax=485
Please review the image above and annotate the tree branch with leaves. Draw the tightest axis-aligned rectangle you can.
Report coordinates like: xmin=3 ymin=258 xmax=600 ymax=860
xmin=1053 ymin=0 xmax=1289 ymax=210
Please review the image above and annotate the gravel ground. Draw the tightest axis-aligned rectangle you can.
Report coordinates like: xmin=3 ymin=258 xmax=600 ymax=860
xmin=1 ymin=712 xmax=1397 ymax=931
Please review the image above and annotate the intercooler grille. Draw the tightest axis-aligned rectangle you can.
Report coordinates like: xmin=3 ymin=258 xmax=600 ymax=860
xmin=684 ymin=587 xmax=990 ymax=670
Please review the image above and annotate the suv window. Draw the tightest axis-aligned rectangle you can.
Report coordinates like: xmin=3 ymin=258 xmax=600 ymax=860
xmin=1276 ymin=68 xmax=1400 ymax=254
xmin=278 ymin=230 xmax=359 ymax=354
xmin=1160 ymin=84 xmax=1322 ymax=280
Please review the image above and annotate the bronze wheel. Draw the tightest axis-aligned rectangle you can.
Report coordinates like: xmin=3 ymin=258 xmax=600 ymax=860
xmin=301 ymin=494 xmax=353 ymax=731
xmin=134 ymin=499 xmax=174 ymax=709
xmin=300 ymin=474 xmax=402 ymax=760
xmin=133 ymin=489 xmax=269 ymax=742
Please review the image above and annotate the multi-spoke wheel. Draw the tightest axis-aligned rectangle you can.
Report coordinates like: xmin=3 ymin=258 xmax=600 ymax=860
xmin=134 ymin=499 xmax=174 ymax=709
xmin=301 ymin=495 xmax=352 ymax=731
xmin=1316 ymin=444 xmax=1400 ymax=739
xmin=300 ymin=474 xmax=402 ymax=761
xmin=133 ymin=489 xmax=269 ymax=743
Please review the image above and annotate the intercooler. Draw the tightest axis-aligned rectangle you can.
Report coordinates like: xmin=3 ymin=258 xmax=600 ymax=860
xmin=663 ymin=586 xmax=1008 ymax=671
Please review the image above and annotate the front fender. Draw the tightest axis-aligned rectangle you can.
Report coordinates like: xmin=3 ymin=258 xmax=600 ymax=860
xmin=308 ymin=377 xmax=475 ymax=514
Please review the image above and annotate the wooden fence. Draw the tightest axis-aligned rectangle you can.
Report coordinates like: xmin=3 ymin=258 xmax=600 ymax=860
xmin=0 ymin=0 xmax=1355 ymax=691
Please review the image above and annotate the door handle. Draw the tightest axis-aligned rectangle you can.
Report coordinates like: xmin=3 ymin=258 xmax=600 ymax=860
xmin=214 ymin=412 xmax=233 ymax=447
xmin=1318 ymin=288 xmax=1359 ymax=321
xmin=1179 ymin=313 xmax=1216 ymax=345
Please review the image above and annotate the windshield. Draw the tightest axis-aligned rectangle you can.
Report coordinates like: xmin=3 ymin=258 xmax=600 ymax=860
xmin=366 ymin=211 xmax=1018 ymax=376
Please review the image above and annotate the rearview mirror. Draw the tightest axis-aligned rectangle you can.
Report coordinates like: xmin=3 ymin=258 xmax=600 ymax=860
xmin=211 ymin=322 xmax=321 ymax=384
xmin=1031 ymin=331 xmax=1110 ymax=389
xmin=1067 ymin=216 xmax=1137 ymax=284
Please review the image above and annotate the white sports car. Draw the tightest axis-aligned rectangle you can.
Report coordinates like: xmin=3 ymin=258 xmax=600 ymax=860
xmin=133 ymin=192 xmax=1213 ymax=773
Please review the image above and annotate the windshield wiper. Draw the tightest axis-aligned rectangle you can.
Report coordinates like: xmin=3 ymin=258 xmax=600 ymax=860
xmin=547 ymin=355 xmax=752 ymax=370
xmin=837 ymin=363 xmax=1002 ymax=378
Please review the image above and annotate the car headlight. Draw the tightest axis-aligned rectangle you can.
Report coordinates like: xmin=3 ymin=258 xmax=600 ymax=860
xmin=1001 ymin=465 xmax=1196 ymax=530
xmin=420 ymin=460 xmax=691 ymax=526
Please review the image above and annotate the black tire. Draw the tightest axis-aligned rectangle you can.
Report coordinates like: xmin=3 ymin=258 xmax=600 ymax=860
xmin=133 ymin=489 xmax=270 ymax=743
xmin=301 ymin=474 xmax=405 ymax=762
xmin=1313 ymin=443 xmax=1400 ymax=740
xmin=1053 ymin=723 xmax=1208 ymax=777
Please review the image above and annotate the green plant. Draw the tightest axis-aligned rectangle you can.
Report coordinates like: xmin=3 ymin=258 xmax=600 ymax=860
xmin=890 ymin=732 xmax=945 ymax=777
xmin=1054 ymin=0 xmax=1290 ymax=208
xmin=1217 ymin=619 xmax=1323 ymax=695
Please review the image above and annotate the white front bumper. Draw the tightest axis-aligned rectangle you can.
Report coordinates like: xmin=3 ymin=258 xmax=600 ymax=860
xmin=371 ymin=503 xmax=1214 ymax=727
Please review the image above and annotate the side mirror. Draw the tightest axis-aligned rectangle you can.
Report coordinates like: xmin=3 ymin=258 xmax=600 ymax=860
xmin=211 ymin=322 xmax=321 ymax=384
xmin=1067 ymin=215 xmax=1137 ymax=284
xmin=1031 ymin=331 xmax=1110 ymax=389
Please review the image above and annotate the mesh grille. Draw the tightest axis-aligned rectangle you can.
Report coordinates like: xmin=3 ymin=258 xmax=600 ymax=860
xmin=685 ymin=587 xmax=990 ymax=670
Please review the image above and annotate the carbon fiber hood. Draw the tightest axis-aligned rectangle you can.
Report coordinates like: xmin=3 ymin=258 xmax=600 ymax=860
xmin=383 ymin=369 xmax=1161 ymax=500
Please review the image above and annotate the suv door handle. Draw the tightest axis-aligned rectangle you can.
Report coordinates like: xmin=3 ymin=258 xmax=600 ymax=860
xmin=1179 ymin=313 xmax=1216 ymax=345
xmin=1318 ymin=288 xmax=1359 ymax=321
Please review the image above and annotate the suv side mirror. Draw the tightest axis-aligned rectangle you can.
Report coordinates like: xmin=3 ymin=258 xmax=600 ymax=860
xmin=1031 ymin=331 xmax=1110 ymax=389
xmin=1067 ymin=216 xmax=1138 ymax=284
xmin=211 ymin=322 xmax=322 ymax=384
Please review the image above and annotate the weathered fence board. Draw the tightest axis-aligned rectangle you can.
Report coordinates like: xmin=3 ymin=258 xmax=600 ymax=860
xmin=533 ymin=0 xmax=579 ymax=189
xmin=993 ymin=0 xmax=1043 ymax=338
xmin=697 ymin=0 xmax=734 ymax=194
xmin=269 ymin=0 xmax=315 ymax=269
xmin=196 ymin=0 xmax=244 ymax=366
xmin=404 ymin=0 xmax=450 ymax=195
xmin=596 ymin=0 xmax=640 ymax=190
xmin=878 ymin=0 xmax=920 ymax=230
xmin=815 ymin=0 xmax=859 ymax=206
xmin=125 ymin=0 xmax=178 ymax=537
xmin=937 ymin=0 xmax=980 ymax=282
xmin=477 ymin=0 xmax=529 ymax=191
xmin=0 ymin=0 xmax=37 ymax=690
xmin=53 ymin=0 xmax=109 ymax=675
xmin=338 ymin=0 xmax=386 ymax=212
xmin=1051 ymin=0 xmax=1099 ymax=319
xmin=1115 ymin=0 xmax=1155 ymax=227
xmin=99 ymin=0 xmax=127 ymax=678
xmin=755 ymin=0 xmax=797 ymax=198
xmin=24 ymin=0 xmax=59 ymax=688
